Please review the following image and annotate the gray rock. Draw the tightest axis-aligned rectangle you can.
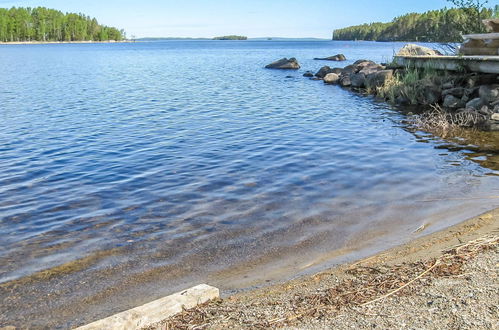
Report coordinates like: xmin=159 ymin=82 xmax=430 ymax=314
xmin=265 ymin=57 xmax=300 ymax=70
xmin=482 ymin=119 xmax=499 ymax=131
xmin=366 ymin=70 xmax=393 ymax=88
xmin=443 ymin=95 xmax=462 ymax=108
xmin=353 ymin=59 xmax=375 ymax=65
xmin=351 ymin=73 xmax=366 ymax=88
xmin=314 ymin=54 xmax=346 ymax=61
xmin=442 ymin=82 xmax=454 ymax=89
xmin=466 ymin=97 xmax=486 ymax=110
xmin=491 ymin=113 xmax=499 ymax=121
xmin=478 ymin=106 xmax=493 ymax=116
xmin=478 ymin=85 xmax=499 ymax=103
xmin=442 ymin=87 xmax=465 ymax=98
xmin=315 ymin=66 xmax=333 ymax=78
xmin=323 ymin=73 xmax=340 ymax=84
xmin=339 ymin=74 xmax=352 ymax=87
xmin=396 ymin=44 xmax=442 ymax=56
xmin=396 ymin=95 xmax=410 ymax=105
xmin=422 ymin=85 xmax=442 ymax=105
xmin=359 ymin=64 xmax=383 ymax=76
xmin=303 ymin=71 xmax=314 ymax=77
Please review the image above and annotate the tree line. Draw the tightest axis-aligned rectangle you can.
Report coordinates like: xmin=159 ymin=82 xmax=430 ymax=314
xmin=333 ymin=6 xmax=497 ymax=42
xmin=0 ymin=7 xmax=126 ymax=42
xmin=213 ymin=35 xmax=248 ymax=40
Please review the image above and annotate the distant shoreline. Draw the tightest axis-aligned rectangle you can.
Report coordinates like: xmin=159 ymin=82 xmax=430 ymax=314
xmin=0 ymin=40 xmax=135 ymax=45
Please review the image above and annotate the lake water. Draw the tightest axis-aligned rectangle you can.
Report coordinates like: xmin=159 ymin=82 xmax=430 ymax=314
xmin=0 ymin=40 xmax=498 ymax=328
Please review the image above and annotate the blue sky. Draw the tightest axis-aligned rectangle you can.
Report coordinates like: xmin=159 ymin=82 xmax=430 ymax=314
xmin=0 ymin=0 xmax=486 ymax=38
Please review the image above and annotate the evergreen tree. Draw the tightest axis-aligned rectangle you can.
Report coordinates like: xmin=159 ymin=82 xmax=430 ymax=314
xmin=333 ymin=6 xmax=494 ymax=42
xmin=0 ymin=7 xmax=125 ymax=42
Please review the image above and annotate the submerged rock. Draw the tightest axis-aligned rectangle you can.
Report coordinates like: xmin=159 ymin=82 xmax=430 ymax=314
xmin=396 ymin=44 xmax=442 ymax=56
xmin=265 ymin=58 xmax=300 ymax=70
xmin=303 ymin=71 xmax=314 ymax=77
xmin=314 ymin=54 xmax=346 ymax=61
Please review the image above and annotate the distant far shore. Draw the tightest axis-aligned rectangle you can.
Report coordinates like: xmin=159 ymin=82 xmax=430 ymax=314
xmin=0 ymin=40 xmax=135 ymax=45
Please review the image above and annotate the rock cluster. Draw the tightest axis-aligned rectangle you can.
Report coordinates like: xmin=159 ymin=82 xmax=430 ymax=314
xmin=313 ymin=60 xmax=392 ymax=89
xmin=306 ymin=58 xmax=499 ymax=131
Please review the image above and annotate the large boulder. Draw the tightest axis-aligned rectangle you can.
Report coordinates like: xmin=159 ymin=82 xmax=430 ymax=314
xmin=339 ymin=74 xmax=352 ymax=87
xmin=366 ymin=70 xmax=393 ymax=88
xmin=396 ymin=44 xmax=442 ymax=56
xmin=315 ymin=66 xmax=333 ymax=78
xmin=314 ymin=54 xmax=347 ymax=61
xmin=351 ymin=73 xmax=367 ymax=88
xmin=265 ymin=58 xmax=300 ymax=69
xmin=323 ymin=73 xmax=340 ymax=85
xmin=359 ymin=64 xmax=384 ymax=76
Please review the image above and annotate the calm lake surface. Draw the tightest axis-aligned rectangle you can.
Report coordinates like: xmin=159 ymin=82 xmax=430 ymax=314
xmin=1 ymin=40 xmax=498 ymax=327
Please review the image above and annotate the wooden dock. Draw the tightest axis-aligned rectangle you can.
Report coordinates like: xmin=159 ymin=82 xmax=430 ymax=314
xmin=393 ymin=55 xmax=499 ymax=74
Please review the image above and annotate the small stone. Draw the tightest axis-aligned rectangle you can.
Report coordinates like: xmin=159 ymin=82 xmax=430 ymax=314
xmin=491 ymin=113 xmax=499 ymax=121
xmin=443 ymin=95 xmax=462 ymax=108
xmin=303 ymin=71 xmax=314 ymax=77
xmin=442 ymin=82 xmax=454 ymax=89
xmin=478 ymin=106 xmax=493 ymax=116
xmin=442 ymin=87 xmax=465 ymax=98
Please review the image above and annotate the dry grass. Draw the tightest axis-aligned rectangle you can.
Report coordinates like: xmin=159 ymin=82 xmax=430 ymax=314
xmin=146 ymin=234 xmax=498 ymax=330
xmin=408 ymin=104 xmax=487 ymax=137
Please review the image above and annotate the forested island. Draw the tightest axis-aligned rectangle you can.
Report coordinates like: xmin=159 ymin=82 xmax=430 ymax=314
xmin=0 ymin=7 xmax=125 ymax=42
xmin=213 ymin=35 xmax=247 ymax=40
xmin=333 ymin=5 xmax=499 ymax=42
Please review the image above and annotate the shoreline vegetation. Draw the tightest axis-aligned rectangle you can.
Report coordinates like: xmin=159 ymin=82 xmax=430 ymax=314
xmin=213 ymin=35 xmax=247 ymax=40
xmin=0 ymin=40 xmax=134 ymax=45
xmin=333 ymin=5 xmax=499 ymax=42
xmin=267 ymin=43 xmax=499 ymax=132
xmin=0 ymin=7 xmax=125 ymax=42
xmin=147 ymin=208 xmax=498 ymax=329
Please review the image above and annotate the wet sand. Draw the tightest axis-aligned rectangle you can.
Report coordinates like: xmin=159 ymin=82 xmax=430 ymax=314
xmin=147 ymin=207 xmax=499 ymax=329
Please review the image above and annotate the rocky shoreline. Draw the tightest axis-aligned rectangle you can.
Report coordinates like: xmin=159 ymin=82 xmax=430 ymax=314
xmin=266 ymin=44 xmax=499 ymax=131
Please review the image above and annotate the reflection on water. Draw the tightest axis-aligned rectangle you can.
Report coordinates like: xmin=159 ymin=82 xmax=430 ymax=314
xmin=409 ymin=127 xmax=499 ymax=173
xmin=0 ymin=41 xmax=498 ymax=328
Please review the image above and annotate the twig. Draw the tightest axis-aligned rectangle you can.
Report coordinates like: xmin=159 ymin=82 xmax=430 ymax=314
xmin=360 ymin=260 xmax=441 ymax=307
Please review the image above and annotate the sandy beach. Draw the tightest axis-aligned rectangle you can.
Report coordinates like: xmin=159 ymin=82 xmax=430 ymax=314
xmin=147 ymin=208 xmax=499 ymax=329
